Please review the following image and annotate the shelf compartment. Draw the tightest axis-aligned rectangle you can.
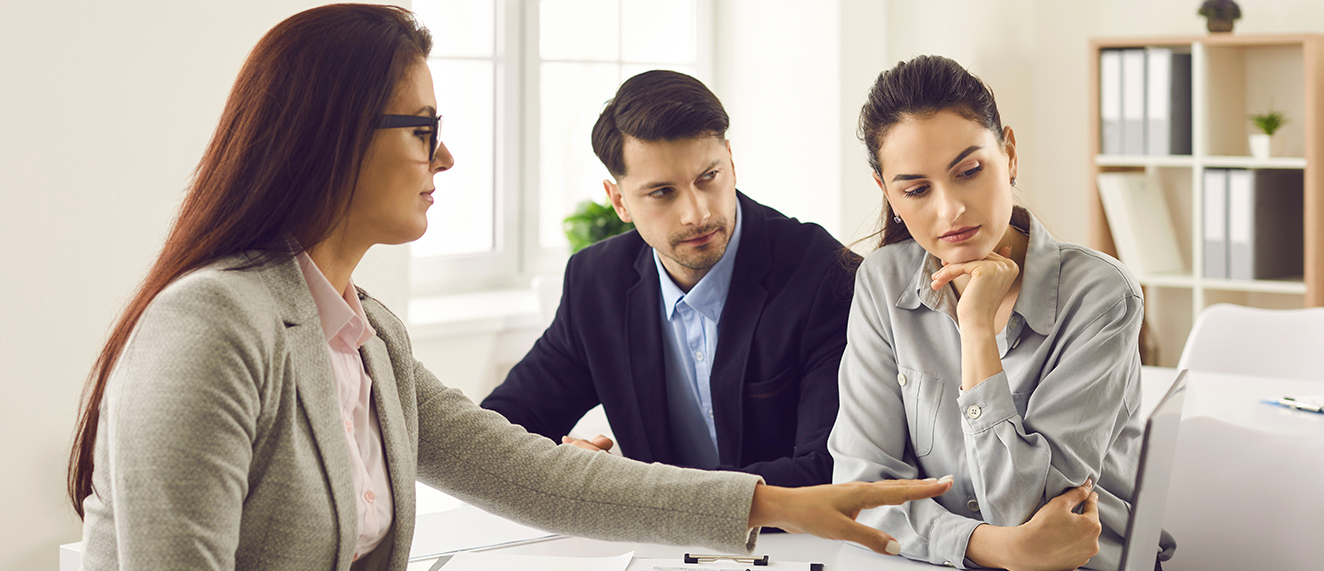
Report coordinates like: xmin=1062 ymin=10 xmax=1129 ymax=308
xmin=1095 ymin=155 xmax=1195 ymax=167
xmin=1202 ymin=156 xmax=1307 ymax=169
xmin=1199 ymin=277 xmax=1307 ymax=294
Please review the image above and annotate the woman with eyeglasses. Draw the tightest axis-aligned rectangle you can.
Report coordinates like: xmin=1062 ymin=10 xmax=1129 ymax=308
xmin=67 ymin=5 xmax=950 ymax=570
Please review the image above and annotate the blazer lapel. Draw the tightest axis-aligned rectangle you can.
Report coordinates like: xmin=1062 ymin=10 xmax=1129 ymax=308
xmin=258 ymin=253 xmax=361 ymax=566
xmin=359 ymin=335 xmax=415 ymax=562
xmin=711 ymin=193 xmax=771 ymax=467
xmin=626 ymin=247 xmax=674 ymax=463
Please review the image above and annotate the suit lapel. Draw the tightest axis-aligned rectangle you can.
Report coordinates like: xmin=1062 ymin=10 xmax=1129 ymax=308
xmin=711 ymin=193 xmax=771 ymax=467
xmin=258 ymin=253 xmax=361 ymax=566
xmin=360 ymin=334 xmax=414 ymax=564
xmin=626 ymin=247 xmax=674 ymax=463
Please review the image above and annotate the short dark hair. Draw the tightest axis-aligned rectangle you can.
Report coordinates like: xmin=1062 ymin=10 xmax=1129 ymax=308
xmin=858 ymin=55 xmax=1004 ymax=246
xmin=591 ymin=70 xmax=729 ymax=178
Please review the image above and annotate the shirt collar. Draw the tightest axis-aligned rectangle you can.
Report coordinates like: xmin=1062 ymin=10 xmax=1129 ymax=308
xmin=898 ymin=208 xmax=1060 ymax=335
xmin=654 ymin=200 xmax=745 ymax=321
xmin=296 ymin=252 xmax=377 ymax=348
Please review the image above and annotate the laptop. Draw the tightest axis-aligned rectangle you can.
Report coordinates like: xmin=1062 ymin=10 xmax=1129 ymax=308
xmin=1117 ymin=369 xmax=1188 ymax=571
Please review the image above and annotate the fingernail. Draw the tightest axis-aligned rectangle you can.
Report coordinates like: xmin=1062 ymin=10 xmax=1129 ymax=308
xmin=923 ymin=477 xmax=937 ymax=482
xmin=885 ymin=540 xmax=901 ymax=555
xmin=938 ymin=475 xmax=953 ymax=483
xmin=1085 ymin=477 xmax=1093 ymax=488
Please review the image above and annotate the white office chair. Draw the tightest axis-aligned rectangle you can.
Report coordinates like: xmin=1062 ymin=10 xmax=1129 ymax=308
xmin=1160 ymin=417 xmax=1324 ymax=571
xmin=1176 ymin=303 xmax=1324 ymax=381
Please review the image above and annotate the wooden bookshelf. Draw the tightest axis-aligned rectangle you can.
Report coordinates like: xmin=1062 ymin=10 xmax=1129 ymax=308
xmin=1087 ymin=34 xmax=1324 ymax=366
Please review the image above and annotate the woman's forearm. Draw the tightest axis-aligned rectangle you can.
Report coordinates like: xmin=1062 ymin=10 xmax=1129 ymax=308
xmin=959 ymin=327 xmax=1003 ymax=391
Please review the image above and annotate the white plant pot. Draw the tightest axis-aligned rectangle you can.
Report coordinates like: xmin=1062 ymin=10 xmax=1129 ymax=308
xmin=1249 ymin=133 xmax=1272 ymax=159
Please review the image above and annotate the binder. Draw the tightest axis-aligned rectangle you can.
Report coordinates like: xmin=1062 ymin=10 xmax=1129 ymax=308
xmin=1121 ymin=48 xmax=1147 ymax=155
xmin=1203 ymin=169 xmax=1229 ymax=279
xmin=1101 ymin=49 xmax=1123 ymax=155
xmin=1227 ymin=169 xmax=1304 ymax=280
xmin=1145 ymin=48 xmax=1192 ymax=156
xmin=1097 ymin=172 xmax=1184 ymax=276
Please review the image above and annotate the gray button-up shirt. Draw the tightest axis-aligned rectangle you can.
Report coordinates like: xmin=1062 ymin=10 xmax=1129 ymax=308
xmin=830 ymin=211 xmax=1165 ymax=570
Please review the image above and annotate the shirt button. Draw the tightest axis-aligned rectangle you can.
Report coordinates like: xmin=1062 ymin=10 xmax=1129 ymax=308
xmin=344 ymin=420 xmax=354 ymax=434
xmin=695 ymin=351 xmax=704 ymax=361
xmin=364 ymin=490 xmax=375 ymax=503
xmin=707 ymin=409 xmax=714 ymax=418
xmin=966 ymin=405 xmax=982 ymax=420
xmin=897 ymin=373 xmax=907 ymax=387
xmin=967 ymin=499 xmax=980 ymax=512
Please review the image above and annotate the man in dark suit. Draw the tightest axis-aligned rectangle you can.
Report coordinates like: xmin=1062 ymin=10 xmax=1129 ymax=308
xmin=481 ymin=70 xmax=856 ymax=488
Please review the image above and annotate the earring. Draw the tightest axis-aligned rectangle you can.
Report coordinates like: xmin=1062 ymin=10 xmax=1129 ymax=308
xmin=893 ymin=214 xmax=902 ymax=224
xmin=1010 ymin=176 xmax=1018 ymax=187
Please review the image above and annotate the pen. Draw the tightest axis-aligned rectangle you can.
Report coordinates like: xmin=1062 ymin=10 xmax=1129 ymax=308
xmin=1261 ymin=397 xmax=1324 ymax=414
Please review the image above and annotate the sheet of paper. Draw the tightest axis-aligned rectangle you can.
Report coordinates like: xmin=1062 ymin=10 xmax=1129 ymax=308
xmin=440 ymin=550 xmax=633 ymax=571
xmin=408 ymin=502 xmax=557 ymax=560
xmin=628 ymin=557 xmax=816 ymax=571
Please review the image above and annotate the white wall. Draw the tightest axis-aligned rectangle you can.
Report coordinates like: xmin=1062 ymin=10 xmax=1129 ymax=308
xmin=714 ymin=0 xmax=843 ymax=239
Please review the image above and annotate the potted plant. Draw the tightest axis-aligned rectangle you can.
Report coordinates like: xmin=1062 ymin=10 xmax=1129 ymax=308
xmin=1248 ymin=108 xmax=1287 ymax=159
xmin=563 ymin=198 xmax=635 ymax=253
xmin=1198 ymin=0 xmax=1241 ymax=33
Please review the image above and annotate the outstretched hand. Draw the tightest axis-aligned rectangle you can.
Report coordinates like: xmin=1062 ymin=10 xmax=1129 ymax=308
xmin=560 ymin=434 xmax=614 ymax=452
xmin=748 ymin=476 xmax=953 ymax=555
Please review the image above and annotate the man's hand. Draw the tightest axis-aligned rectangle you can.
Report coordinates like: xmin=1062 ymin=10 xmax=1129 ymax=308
xmin=748 ymin=476 xmax=953 ymax=556
xmin=967 ymin=480 xmax=1102 ymax=571
xmin=561 ymin=434 xmax=614 ymax=452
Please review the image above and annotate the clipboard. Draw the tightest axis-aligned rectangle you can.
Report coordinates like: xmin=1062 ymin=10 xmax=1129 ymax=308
xmin=628 ymin=553 xmax=823 ymax=571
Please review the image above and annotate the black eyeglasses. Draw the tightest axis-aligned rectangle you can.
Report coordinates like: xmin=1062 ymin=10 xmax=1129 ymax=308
xmin=377 ymin=114 xmax=443 ymax=161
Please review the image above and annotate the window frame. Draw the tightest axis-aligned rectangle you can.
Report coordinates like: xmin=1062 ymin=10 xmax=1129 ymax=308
xmin=410 ymin=0 xmax=715 ymax=295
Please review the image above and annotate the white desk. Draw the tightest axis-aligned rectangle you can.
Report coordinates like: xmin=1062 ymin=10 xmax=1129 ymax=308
xmin=418 ymin=533 xmax=938 ymax=571
xmin=1140 ymin=366 xmax=1322 ymax=434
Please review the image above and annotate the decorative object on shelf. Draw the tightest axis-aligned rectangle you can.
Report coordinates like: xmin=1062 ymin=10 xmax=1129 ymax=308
xmin=563 ymin=198 xmax=634 ymax=253
xmin=1198 ymin=0 xmax=1241 ymax=33
xmin=1247 ymin=108 xmax=1288 ymax=159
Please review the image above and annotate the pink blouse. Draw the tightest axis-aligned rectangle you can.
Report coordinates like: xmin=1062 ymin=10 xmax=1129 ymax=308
xmin=297 ymin=253 xmax=393 ymax=561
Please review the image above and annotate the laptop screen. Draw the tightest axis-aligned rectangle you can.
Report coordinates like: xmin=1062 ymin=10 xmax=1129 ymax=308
xmin=1118 ymin=369 xmax=1188 ymax=571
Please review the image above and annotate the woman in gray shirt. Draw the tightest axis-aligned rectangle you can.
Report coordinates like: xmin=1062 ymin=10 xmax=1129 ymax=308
xmin=830 ymin=55 xmax=1172 ymax=571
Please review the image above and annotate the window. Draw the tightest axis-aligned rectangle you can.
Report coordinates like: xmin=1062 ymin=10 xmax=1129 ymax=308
xmin=411 ymin=0 xmax=709 ymax=293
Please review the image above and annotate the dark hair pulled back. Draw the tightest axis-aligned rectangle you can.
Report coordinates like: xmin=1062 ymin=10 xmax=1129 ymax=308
xmin=859 ymin=55 xmax=1004 ymax=246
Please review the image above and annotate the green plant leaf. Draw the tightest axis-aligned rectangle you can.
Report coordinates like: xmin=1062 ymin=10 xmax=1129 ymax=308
xmin=563 ymin=199 xmax=635 ymax=253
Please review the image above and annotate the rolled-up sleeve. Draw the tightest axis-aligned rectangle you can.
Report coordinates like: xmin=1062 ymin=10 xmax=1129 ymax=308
xmin=957 ymin=293 xmax=1142 ymax=527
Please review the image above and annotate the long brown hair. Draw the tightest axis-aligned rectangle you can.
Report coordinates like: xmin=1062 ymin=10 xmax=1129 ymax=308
xmin=857 ymin=55 xmax=1005 ymax=248
xmin=67 ymin=3 xmax=433 ymax=518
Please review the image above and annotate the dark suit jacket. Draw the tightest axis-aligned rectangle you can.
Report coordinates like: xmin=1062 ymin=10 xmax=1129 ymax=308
xmin=481 ymin=192 xmax=857 ymax=487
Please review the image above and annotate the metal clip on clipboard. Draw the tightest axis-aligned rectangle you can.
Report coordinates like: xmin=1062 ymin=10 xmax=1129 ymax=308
xmin=683 ymin=554 xmax=769 ymax=566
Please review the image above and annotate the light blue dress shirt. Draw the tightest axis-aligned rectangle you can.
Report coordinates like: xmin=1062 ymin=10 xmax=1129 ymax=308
xmin=830 ymin=210 xmax=1171 ymax=570
xmin=654 ymin=202 xmax=744 ymax=469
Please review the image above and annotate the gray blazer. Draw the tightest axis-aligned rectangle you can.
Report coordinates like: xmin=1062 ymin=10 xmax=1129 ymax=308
xmin=81 ymin=253 xmax=762 ymax=570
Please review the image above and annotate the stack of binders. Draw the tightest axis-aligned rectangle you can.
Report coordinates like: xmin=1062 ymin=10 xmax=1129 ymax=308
xmin=1202 ymin=169 xmax=1304 ymax=280
xmin=1100 ymin=47 xmax=1192 ymax=156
